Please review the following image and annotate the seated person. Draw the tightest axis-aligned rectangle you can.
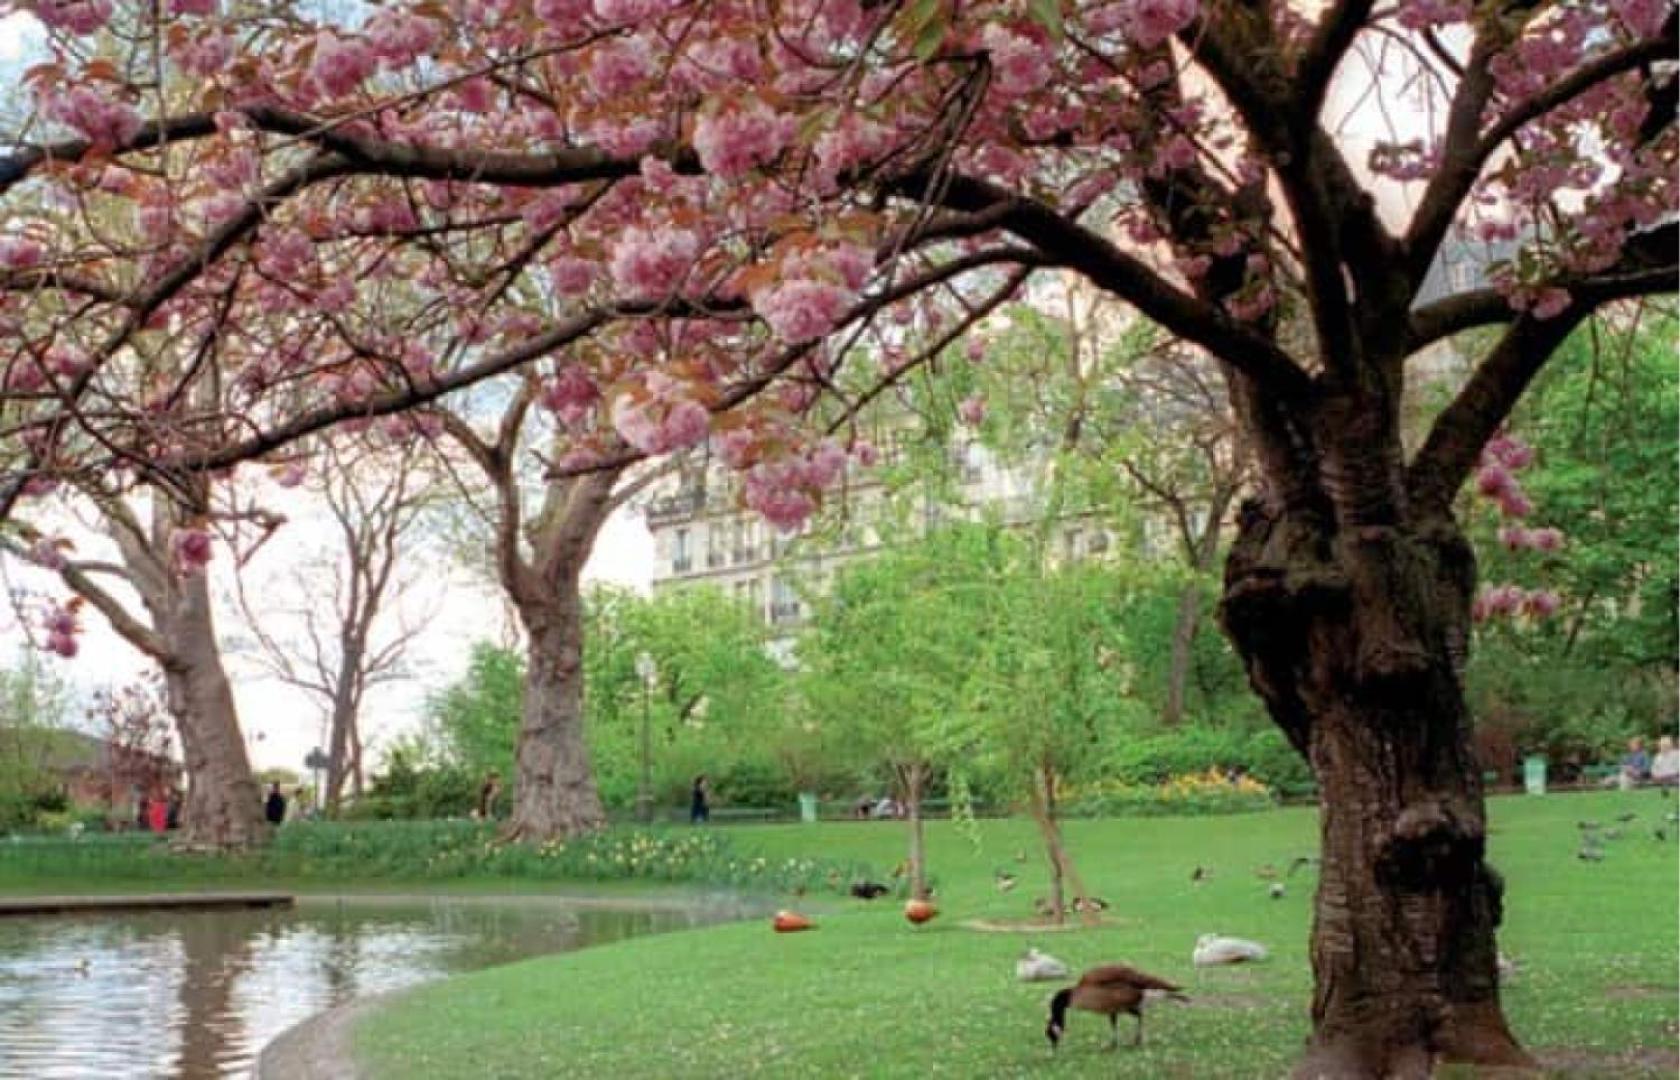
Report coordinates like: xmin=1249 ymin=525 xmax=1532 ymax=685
xmin=1651 ymin=736 xmax=1679 ymax=787
xmin=1620 ymin=736 xmax=1651 ymax=789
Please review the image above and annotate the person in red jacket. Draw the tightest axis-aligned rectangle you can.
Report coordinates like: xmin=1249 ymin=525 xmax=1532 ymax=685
xmin=146 ymin=792 xmax=168 ymax=834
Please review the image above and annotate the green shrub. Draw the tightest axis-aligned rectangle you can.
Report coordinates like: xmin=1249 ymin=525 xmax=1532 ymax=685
xmin=0 ymin=819 xmax=879 ymax=896
xmin=1061 ymin=769 xmax=1277 ymax=817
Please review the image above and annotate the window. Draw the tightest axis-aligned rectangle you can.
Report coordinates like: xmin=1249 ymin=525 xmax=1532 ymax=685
xmin=770 ymin=576 xmax=802 ymax=624
xmin=673 ymin=528 xmax=691 ymax=574
xmin=1086 ymin=530 xmax=1110 ymax=555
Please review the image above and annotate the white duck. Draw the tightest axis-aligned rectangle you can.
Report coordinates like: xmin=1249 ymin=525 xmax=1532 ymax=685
xmin=1192 ymin=933 xmax=1269 ymax=966
xmin=1015 ymin=947 xmax=1071 ymax=982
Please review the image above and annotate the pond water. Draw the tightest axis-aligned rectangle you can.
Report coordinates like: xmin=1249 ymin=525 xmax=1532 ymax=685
xmin=0 ymin=892 xmax=754 ymax=1079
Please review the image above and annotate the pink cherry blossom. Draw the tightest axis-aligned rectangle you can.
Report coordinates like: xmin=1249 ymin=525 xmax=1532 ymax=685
xmin=172 ymin=528 xmax=214 ymax=574
xmin=964 ymin=338 xmax=987 ymax=362
xmin=588 ymin=37 xmax=654 ymax=97
xmin=549 ymin=256 xmax=596 ymax=296
xmin=35 ymin=0 xmax=111 ymax=35
xmin=1482 ymin=434 xmax=1534 ymax=470
xmin=957 ymin=394 xmax=987 ymax=425
xmin=1498 ymin=490 xmax=1533 ymax=519
xmin=1522 ymin=589 xmax=1562 ymax=618
xmin=1475 ymin=463 xmax=1514 ymax=498
xmin=1499 ymin=525 xmax=1530 ymax=551
xmin=1528 ymin=527 xmax=1565 ymax=552
xmin=609 ymin=227 xmax=699 ymax=301
xmin=1119 ymin=0 xmax=1199 ymax=49
xmin=542 ymin=365 xmax=601 ymax=424
xmin=753 ymin=279 xmax=853 ymax=342
xmin=980 ymin=25 xmax=1053 ymax=101
xmin=275 ymin=463 xmax=307 ymax=488
xmin=0 ymin=236 xmax=44 ymax=270
xmin=43 ymin=86 xmax=143 ymax=147
xmin=366 ymin=11 xmax=439 ymax=68
xmin=170 ymin=0 xmax=216 ymax=14
xmin=694 ymin=101 xmax=793 ymax=178
xmin=310 ymin=32 xmax=377 ymax=98
xmin=851 ymin=440 xmax=879 ymax=468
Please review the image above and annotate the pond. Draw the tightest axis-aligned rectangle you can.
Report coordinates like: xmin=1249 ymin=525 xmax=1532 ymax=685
xmin=0 ymin=892 xmax=755 ymax=1079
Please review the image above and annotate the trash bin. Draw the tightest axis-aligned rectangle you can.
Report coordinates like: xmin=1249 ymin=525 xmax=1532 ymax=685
xmin=1523 ymin=755 xmax=1547 ymax=795
xmin=798 ymin=793 xmax=819 ymax=823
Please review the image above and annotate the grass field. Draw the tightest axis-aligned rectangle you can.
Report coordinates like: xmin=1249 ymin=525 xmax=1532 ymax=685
xmin=356 ymin=790 xmax=1678 ymax=1078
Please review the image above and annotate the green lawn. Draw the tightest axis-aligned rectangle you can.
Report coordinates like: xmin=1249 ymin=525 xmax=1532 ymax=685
xmin=357 ymin=791 xmax=1679 ymax=1078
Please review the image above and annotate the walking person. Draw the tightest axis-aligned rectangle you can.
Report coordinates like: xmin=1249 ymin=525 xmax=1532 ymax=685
xmin=264 ymin=781 xmax=287 ymax=826
xmin=477 ymin=770 xmax=503 ymax=820
xmin=690 ymin=775 xmax=710 ymax=825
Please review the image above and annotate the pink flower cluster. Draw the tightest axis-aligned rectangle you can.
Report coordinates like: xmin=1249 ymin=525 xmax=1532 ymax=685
xmin=1117 ymin=0 xmax=1199 ymax=49
xmin=980 ymin=25 xmax=1053 ymax=101
xmin=1474 ymin=433 xmax=1537 ymax=519
xmin=311 ymin=32 xmax=377 ymax=98
xmin=548 ymin=256 xmax=596 ymax=297
xmin=1395 ymin=0 xmax=1470 ymax=31
xmin=589 ymin=37 xmax=654 ymax=97
xmin=1473 ymin=584 xmax=1561 ymax=622
xmin=1499 ymin=525 xmax=1565 ymax=552
xmin=609 ymin=226 xmax=699 ymax=301
xmin=0 ymin=236 xmax=45 ymax=271
xmin=750 ymin=243 xmax=870 ymax=342
xmin=694 ymin=101 xmax=794 ymax=178
xmin=612 ymin=395 xmax=711 ymax=454
xmin=30 ymin=538 xmax=68 ymax=571
xmin=366 ymin=10 xmax=440 ymax=70
xmin=957 ymin=394 xmax=987 ymax=425
xmin=171 ymin=29 xmax=233 ymax=77
xmin=43 ymin=86 xmax=143 ymax=148
xmin=753 ymin=279 xmax=853 ymax=342
xmin=741 ymin=440 xmax=849 ymax=531
xmin=41 ymin=603 xmax=80 ymax=659
xmin=34 ymin=0 xmax=111 ymax=35
xmin=172 ymin=528 xmax=214 ymax=575
xmin=541 ymin=365 xmax=601 ymax=426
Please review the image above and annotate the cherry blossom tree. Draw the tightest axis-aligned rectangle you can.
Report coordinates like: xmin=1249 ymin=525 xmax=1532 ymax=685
xmin=1 ymin=477 xmax=268 ymax=848
xmin=0 ymin=0 xmax=1674 ymax=1068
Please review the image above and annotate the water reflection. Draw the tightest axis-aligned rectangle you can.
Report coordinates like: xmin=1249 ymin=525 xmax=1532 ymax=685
xmin=0 ymin=893 xmax=751 ymax=1079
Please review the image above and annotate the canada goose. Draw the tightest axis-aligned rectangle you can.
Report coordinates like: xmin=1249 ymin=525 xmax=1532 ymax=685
xmin=849 ymin=881 xmax=890 ymax=900
xmin=1577 ymin=820 xmax=1602 ymax=831
xmin=1016 ymin=947 xmax=1070 ymax=983
xmin=1189 ymin=866 xmax=1208 ymax=884
xmin=1070 ymin=895 xmax=1109 ymax=913
xmin=1045 ymin=964 xmax=1188 ymax=1050
xmin=1287 ymin=855 xmax=1318 ymax=876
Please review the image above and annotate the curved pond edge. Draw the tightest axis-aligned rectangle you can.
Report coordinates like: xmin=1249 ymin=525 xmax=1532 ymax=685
xmin=254 ymin=888 xmax=775 ymax=1080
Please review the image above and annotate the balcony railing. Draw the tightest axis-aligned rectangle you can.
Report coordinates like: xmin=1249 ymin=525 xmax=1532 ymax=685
xmin=672 ymin=556 xmax=692 ymax=574
xmin=645 ymin=489 xmax=706 ymax=525
xmin=769 ymin=601 xmax=803 ymax=624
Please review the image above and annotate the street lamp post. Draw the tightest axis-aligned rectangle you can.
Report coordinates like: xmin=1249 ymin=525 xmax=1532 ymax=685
xmin=634 ymin=652 xmax=657 ymax=824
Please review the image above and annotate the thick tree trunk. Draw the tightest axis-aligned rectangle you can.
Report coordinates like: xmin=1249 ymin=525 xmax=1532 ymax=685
xmin=1221 ymin=501 xmax=1529 ymax=1077
xmin=1162 ymin=582 xmax=1201 ymax=726
xmin=504 ymin=596 xmax=606 ymax=841
xmin=162 ymin=574 xmax=265 ymax=850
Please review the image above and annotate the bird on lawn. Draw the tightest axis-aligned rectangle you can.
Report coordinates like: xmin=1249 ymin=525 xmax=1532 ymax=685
xmin=1192 ymin=934 xmax=1269 ymax=966
xmin=1287 ymin=855 xmax=1319 ymax=876
xmin=1070 ymin=895 xmax=1109 ymax=913
xmin=995 ymin=871 xmax=1018 ymax=893
xmin=1656 ymin=827 xmax=1669 ymax=843
xmin=1268 ymin=883 xmax=1285 ymax=900
xmin=1603 ymin=827 xmax=1624 ymax=841
xmin=1616 ymin=812 xmax=1637 ymax=824
xmin=849 ymin=881 xmax=890 ymax=900
xmin=1016 ymin=947 xmax=1071 ymax=983
xmin=1253 ymin=864 xmax=1279 ymax=881
xmin=1577 ymin=845 xmax=1605 ymax=862
xmin=1190 ymin=865 xmax=1209 ymax=884
xmin=1577 ymin=820 xmax=1602 ymax=831
xmin=1045 ymin=964 xmax=1188 ymax=1051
